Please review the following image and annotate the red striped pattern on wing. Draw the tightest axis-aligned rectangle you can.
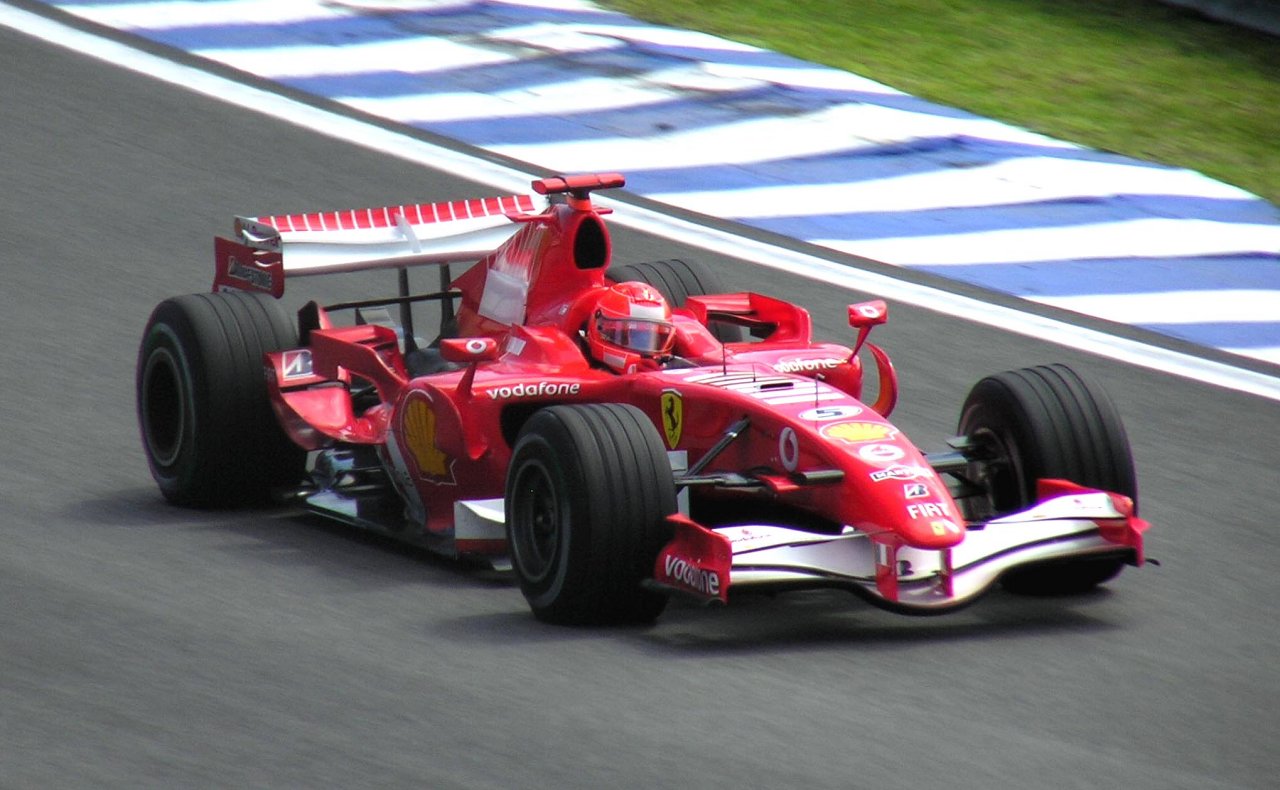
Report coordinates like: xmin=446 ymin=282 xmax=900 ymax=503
xmin=254 ymin=195 xmax=537 ymax=233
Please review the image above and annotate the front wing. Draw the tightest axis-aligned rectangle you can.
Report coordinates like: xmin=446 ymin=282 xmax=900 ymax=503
xmin=654 ymin=490 xmax=1148 ymax=613
xmin=305 ymin=472 xmax=1147 ymax=614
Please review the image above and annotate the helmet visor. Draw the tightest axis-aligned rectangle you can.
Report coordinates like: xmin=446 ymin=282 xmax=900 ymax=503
xmin=597 ymin=317 xmax=675 ymax=355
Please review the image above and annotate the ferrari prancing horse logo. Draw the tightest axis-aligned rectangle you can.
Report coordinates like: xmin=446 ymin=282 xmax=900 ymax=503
xmin=660 ymin=390 xmax=683 ymax=449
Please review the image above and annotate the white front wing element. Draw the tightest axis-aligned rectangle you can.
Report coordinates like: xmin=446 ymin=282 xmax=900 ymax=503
xmin=454 ymin=498 xmax=507 ymax=543
xmin=444 ymin=491 xmax=1141 ymax=611
xmin=720 ymin=492 xmax=1141 ymax=612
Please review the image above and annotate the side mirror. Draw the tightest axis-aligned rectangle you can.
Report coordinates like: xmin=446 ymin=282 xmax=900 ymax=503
xmin=847 ymin=300 xmax=888 ymax=329
xmin=439 ymin=337 xmax=500 ymax=364
xmin=440 ymin=337 xmax=499 ymax=399
xmin=847 ymin=300 xmax=887 ymax=356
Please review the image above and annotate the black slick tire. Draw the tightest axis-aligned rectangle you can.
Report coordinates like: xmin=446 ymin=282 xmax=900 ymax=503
xmin=958 ymin=363 xmax=1137 ymax=595
xmin=505 ymin=403 xmax=676 ymax=625
xmin=136 ymin=291 xmax=305 ymax=507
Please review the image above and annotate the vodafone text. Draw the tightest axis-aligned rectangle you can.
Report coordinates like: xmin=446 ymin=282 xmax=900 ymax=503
xmin=486 ymin=382 xmax=581 ymax=400
xmin=663 ymin=554 xmax=721 ymax=596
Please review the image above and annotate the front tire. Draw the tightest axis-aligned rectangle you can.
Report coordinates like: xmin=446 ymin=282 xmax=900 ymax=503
xmin=136 ymin=291 xmax=305 ymax=507
xmin=505 ymin=404 xmax=676 ymax=625
xmin=958 ymin=364 xmax=1137 ymax=595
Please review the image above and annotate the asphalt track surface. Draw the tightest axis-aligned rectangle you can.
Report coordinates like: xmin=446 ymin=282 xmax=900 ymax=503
xmin=2 ymin=23 xmax=1278 ymax=790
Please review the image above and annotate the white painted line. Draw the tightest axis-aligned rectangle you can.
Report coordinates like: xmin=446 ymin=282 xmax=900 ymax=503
xmin=4 ymin=3 xmax=1279 ymax=402
xmin=494 ymin=0 xmax=613 ymax=9
xmin=58 ymin=0 xmax=608 ymax=29
xmin=493 ymin=102 xmax=1075 ymax=172
xmin=1222 ymin=346 xmax=1280 ymax=365
xmin=653 ymin=156 xmax=1253 ymax=217
xmin=1031 ymin=290 xmax=1280 ymax=324
xmin=480 ymin=21 xmax=637 ymax=54
xmin=192 ymin=36 xmax=517 ymax=78
xmin=184 ymin=15 xmax=737 ymax=80
xmin=819 ymin=218 xmax=1280 ymax=266
xmin=337 ymin=65 xmax=755 ymax=123
xmin=55 ymin=0 xmax=343 ymax=29
xmin=185 ymin=16 xmax=769 ymax=80
xmin=543 ymin=21 xmax=766 ymax=52
xmin=696 ymin=62 xmax=905 ymax=94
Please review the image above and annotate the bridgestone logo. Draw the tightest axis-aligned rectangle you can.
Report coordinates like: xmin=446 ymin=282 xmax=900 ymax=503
xmin=486 ymin=382 xmax=581 ymax=400
xmin=664 ymin=555 xmax=721 ymax=596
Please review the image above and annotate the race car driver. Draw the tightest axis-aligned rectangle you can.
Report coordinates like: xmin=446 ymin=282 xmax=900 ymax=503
xmin=584 ymin=281 xmax=677 ymax=374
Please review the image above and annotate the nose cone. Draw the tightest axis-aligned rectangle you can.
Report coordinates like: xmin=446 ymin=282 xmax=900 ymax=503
xmin=816 ymin=419 xmax=966 ymax=548
xmin=899 ymin=498 xmax=966 ymax=548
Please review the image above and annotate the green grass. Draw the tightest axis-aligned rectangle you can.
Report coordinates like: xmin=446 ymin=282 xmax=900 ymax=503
xmin=598 ymin=0 xmax=1280 ymax=206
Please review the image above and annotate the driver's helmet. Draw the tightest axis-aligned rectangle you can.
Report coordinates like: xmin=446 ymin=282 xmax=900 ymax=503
xmin=586 ymin=282 xmax=676 ymax=373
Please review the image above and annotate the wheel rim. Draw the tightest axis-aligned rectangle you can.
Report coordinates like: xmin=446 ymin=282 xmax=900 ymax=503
xmin=510 ymin=459 xmax=563 ymax=585
xmin=141 ymin=347 xmax=185 ymax=468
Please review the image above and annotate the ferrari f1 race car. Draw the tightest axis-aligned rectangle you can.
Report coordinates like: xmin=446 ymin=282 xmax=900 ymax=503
xmin=137 ymin=173 xmax=1149 ymax=624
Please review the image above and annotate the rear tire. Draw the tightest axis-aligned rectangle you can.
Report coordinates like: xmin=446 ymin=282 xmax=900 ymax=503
xmin=136 ymin=291 xmax=306 ymax=507
xmin=607 ymin=258 xmax=743 ymax=343
xmin=958 ymin=364 xmax=1136 ymax=595
xmin=505 ymin=404 xmax=676 ymax=625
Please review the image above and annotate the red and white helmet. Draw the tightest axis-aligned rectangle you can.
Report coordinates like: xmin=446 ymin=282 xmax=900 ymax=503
xmin=586 ymin=282 xmax=676 ymax=373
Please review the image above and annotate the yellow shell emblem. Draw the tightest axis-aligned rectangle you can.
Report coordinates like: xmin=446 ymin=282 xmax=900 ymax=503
xmin=403 ymin=397 xmax=449 ymax=478
xmin=823 ymin=421 xmax=896 ymax=444
xmin=660 ymin=390 xmax=683 ymax=449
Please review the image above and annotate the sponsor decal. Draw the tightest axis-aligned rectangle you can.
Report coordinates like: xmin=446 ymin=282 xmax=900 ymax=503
xmin=906 ymin=502 xmax=948 ymax=519
xmin=485 ymin=382 xmax=581 ymax=400
xmin=854 ymin=303 xmax=885 ymax=320
xmin=903 ymin=482 xmax=929 ymax=499
xmin=931 ymin=519 xmax=962 ymax=536
xmin=662 ymin=554 xmax=721 ymax=597
xmin=660 ymin=389 xmax=683 ymax=449
xmin=774 ymin=357 xmax=842 ymax=374
xmin=870 ymin=465 xmax=930 ymax=482
xmin=226 ymin=256 xmax=273 ymax=291
xmin=798 ymin=404 xmax=863 ymax=421
xmin=656 ymin=515 xmax=731 ymax=602
xmin=401 ymin=395 xmax=454 ymax=483
xmin=857 ymin=443 xmax=906 ymax=463
xmin=281 ymin=349 xmax=313 ymax=380
xmin=822 ymin=421 xmax=897 ymax=444
xmin=778 ymin=427 xmax=799 ymax=472
xmin=723 ymin=526 xmax=769 ymax=545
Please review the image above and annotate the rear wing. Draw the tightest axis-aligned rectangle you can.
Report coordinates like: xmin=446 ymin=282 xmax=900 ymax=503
xmin=212 ymin=174 xmax=628 ymax=298
xmin=214 ymin=193 xmax=539 ymax=295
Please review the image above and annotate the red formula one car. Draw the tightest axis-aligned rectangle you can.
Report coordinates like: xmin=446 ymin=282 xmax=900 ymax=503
xmin=137 ymin=173 xmax=1148 ymax=624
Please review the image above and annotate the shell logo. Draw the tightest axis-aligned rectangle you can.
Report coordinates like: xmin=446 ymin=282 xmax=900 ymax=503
xmin=822 ymin=421 xmax=897 ymax=444
xmin=931 ymin=519 xmax=961 ymax=536
xmin=402 ymin=396 xmax=450 ymax=480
